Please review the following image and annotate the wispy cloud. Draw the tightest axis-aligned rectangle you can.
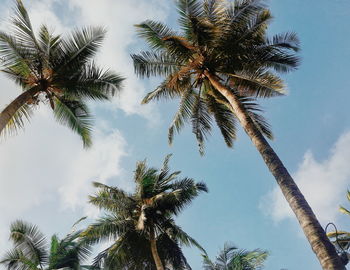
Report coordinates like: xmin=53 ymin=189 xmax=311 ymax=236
xmin=0 ymin=0 xmax=170 ymax=253
xmin=262 ymin=131 xmax=350 ymax=226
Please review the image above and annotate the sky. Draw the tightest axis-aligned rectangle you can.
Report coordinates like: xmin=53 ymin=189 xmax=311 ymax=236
xmin=0 ymin=0 xmax=350 ymax=269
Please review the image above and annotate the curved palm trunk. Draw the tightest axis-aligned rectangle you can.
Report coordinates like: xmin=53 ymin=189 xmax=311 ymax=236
xmin=149 ymin=227 xmax=165 ymax=270
xmin=204 ymin=71 xmax=345 ymax=270
xmin=0 ymin=87 xmax=38 ymax=135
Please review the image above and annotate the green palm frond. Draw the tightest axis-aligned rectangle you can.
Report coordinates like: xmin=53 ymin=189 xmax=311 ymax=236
xmin=141 ymin=80 xmax=177 ymax=104
xmin=9 ymin=220 xmax=48 ymax=266
xmin=132 ymin=51 xmax=181 ymax=78
xmin=228 ymin=70 xmax=285 ymax=98
xmin=203 ymin=242 xmax=268 ymax=270
xmin=83 ymin=156 xmax=207 ymax=270
xmin=53 ymin=98 xmax=93 ymax=148
xmin=11 ymin=0 xmax=41 ymax=52
xmin=51 ymin=231 xmax=92 ymax=269
xmin=0 ymin=31 xmax=35 ymax=73
xmin=59 ymin=62 xmax=124 ymax=100
xmin=89 ymin=182 xmax=135 ymax=214
xmin=229 ymin=249 xmax=268 ymax=270
xmin=203 ymin=0 xmax=226 ymax=24
xmin=135 ymin=20 xmax=176 ymax=51
xmin=340 ymin=192 xmax=350 ymax=216
xmin=0 ymin=248 xmax=38 ymax=270
xmin=206 ymin=94 xmax=237 ymax=147
xmin=202 ymin=254 xmax=216 ymax=270
xmin=177 ymin=0 xmax=204 ymax=41
xmin=135 ymin=0 xmax=299 ymax=152
xmin=1 ymin=1 xmax=123 ymax=146
xmin=38 ymin=25 xmax=61 ymax=63
xmin=191 ymin=94 xmax=212 ymax=155
xmin=163 ymin=220 xmax=206 ymax=253
xmin=55 ymin=26 xmax=106 ymax=72
xmin=266 ymin=32 xmax=300 ymax=52
xmin=1 ymin=220 xmax=94 ymax=270
xmin=168 ymin=89 xmax=196 ymax=145
xmin=1 ymin=103 xmax=33 ymax=139
xmin=327 ymin=191 xmax=350 ymax=253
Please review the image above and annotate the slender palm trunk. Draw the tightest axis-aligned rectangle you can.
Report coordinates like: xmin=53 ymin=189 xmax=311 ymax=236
xmin=204 ymin=71 xmax=345 ymax=270
xmin=0 ymin=87 xmax=38 ymax=135
xmin=149 ymin=227 xmax=165 ymax=270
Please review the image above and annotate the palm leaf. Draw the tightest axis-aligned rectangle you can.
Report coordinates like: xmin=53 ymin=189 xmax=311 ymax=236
xmin=0 ymin=103 xmax=33 ymax=139
xmin=9 ymin=220 xmax=48 ymax=266
xmin=168 ymin=88 xmax=196 ymax=145
xmin=132 ymin=51 xmax=181 ymax=78
xmin=55 ymin=26 xmax=106 ymax=73
xmin=191 ymin=93 xmax=212 ymax=154
xmin=53 ymin=98 xmax=93 ymax=148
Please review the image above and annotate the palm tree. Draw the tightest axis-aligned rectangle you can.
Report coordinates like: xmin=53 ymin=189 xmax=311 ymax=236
xmin=131 ymin=0 xmax=344 ymax=268
xmin=0 ymin=219 xmax=92 ymax=270
xmin=0 ymin=0 xmax=123 ymax=147
xmin=81 ymin=155 xmax=208 ymax=270
xmin=327 ymin=191 xmax=350 ymax=265
xmin=202 ymin=242 xmax=268 ymax=270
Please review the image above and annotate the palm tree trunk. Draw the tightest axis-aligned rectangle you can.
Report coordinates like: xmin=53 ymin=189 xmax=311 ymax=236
xmin=149 ymin=226 xmax=165 ymax=270
xmin=204 ymin=70 xmax=345 ymax=270
xmin=0 ymin=87 xmax=38 ymax=135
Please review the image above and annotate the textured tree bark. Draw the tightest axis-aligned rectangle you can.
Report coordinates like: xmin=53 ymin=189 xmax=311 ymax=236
xmin=0 ymin=87 xmax=38 ymax=135
xmin=149 ymin=227 xmax=165 ymax=270
xmin=204 ymin=70 xmax=346 ymax=270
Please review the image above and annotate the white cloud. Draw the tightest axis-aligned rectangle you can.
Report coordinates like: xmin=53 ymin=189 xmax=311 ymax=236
xmin=67 ymin=0 xmax=169 ymax=123
xmin=0 ymin=103 xmax=129 ymax=248
xmin=58 ymin=129 xmax=129 ymax=216
xmin=0 ymin=0 xmax=170 ymax=255
xmin=263 ymin=131 xmax=350 ymax=225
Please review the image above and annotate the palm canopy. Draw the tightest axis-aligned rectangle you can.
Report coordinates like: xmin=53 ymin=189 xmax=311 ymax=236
xmin=0 ymin=0 xmax=123 ymax=147
xmin=202 ymin=242 xmax=268 ymax=270
xmin=132 ymin=0 xmax=300 ymax=153
xmin=81 ymin=155 xmax=208 ymax=270
xmin=0 ymin=220 xmax=92 ymax=270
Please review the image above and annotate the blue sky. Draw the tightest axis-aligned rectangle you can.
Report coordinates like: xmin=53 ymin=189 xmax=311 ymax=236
xmin=0 ymin=0 xmax=350 ymax=269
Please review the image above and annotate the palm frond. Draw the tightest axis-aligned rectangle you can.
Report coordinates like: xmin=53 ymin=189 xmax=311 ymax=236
xmin=80 ymin=216 xmax=131 ymax=246
xmin=0 ymin=31 xmax=35 ymax=73
xmin=135 ymin=20 xmax=176 ymax=51
xmin=55 ymin=26 xmax=106 ymax=72
xmin=238 ymin=96 xmax=273 ymax=139
xmin=177 ymin=0 xmax=203 ymax=39
xmin=89 ymin=182 xmax=135 ymax=214
xmin=11 ymin=0 xmax=41 ymax=53
xmin=164 ymin=221 xmax=206 ymax=254
xmin=58 ymin=62 xmax=124 ymax=100
xmin=53 ymin=98 xmax=93 ymax=148
xmin=0 ymin=248 xmax=35 ymax=270
xmin=0 ymin=103 xmax=33 ymax=139
xmin=228 ymin=70 xmax=285 ymax=98
xmin=206 ymin=94 xmax=237 ymax=147
xmin=266 ymin=31 xmax=300 ymax=52
xmin=38 ymin=25 xmax=61 ymax=63
xmin=203 ymin=0 xmax=226 ymax=24
xmin=202 ymin=254 xmax=216 ymax=270
xmin=9 ymin=220 xmax=48 ymax=266
xmin=132 ymin=51 xmax=181 ymax=78
xmin=191 ymin=94 xmax=212 ymax=155
xmin=168 ymin=88 xmax=196 ymax=145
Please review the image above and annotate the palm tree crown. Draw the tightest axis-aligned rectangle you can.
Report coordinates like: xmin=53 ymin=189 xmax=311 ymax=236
xmin=132 ymin=1 xmax=347 ymax=269
xmin=202 ymin=242 xmax=268 ymax=270
xmin=0 ymin=220 xmax=92 ymax=270
xmin=81 ymin=155 xmax=208 ymax=270
xmin=132 ymin=0 xmax=299 ymax=153
xmin=0 ymin=0 xmax=123 ymax=147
